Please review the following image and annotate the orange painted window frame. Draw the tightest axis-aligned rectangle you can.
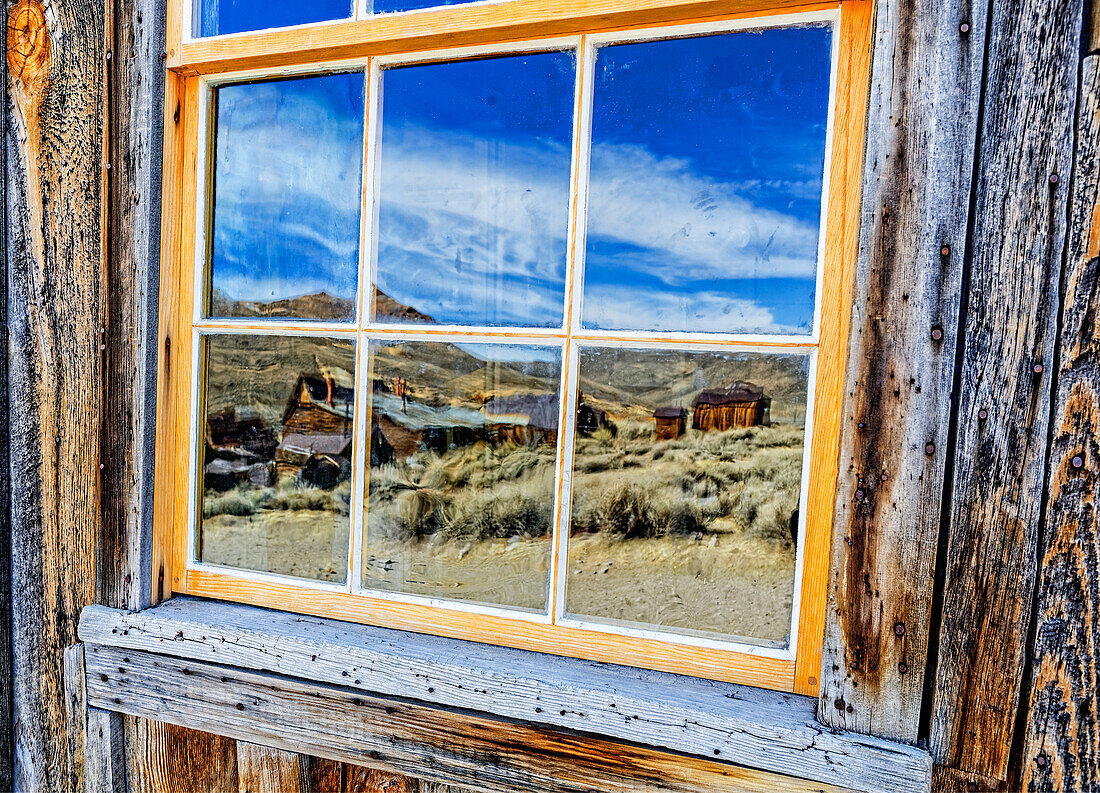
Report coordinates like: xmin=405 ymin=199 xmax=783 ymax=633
xmin=153 ymin=0 xmax=873 ymax=695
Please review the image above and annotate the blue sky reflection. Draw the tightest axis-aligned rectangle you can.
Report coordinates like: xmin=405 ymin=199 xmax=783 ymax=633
xmin=208 ymin=73 xmax=364 ymax=319
xmin=195 ymin=0 xmax=352 ymax=37
xmin=373 ymin=52 xmax=575 ymax=327
xmin=582 ymin=25 xmax=832 ymax=335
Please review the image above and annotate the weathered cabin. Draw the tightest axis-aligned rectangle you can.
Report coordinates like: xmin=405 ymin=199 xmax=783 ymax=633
xmin=283 ymin=375 xmax=355 ymax=437
xmin=691 ymin=382 xmax=769 ymax=431
xmin=482 ymin=393 xmax=559 ymax=446
xmin=274 ymin=432 xmax=353 ymax=485
xmin=575 ymin=397 xmax=616 ymax=437
xmin=8 ymin=2 xmax=1100 ymax=793
xmin=653 ymin=406 xmax=687 ymax=440
xmin=372 ymin=390 xmax=486 ymax=460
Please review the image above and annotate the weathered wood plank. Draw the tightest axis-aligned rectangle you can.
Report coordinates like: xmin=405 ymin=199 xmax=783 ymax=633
xmin=83 ymin=645 xmax=858 ymax=793
xmin=237 ymin=743 xmax=305 ymax=793
xmin=6 ymin=0 xmax=107 ymax=788
xmin=125 ymin=716 xmax=238 ymax=792
xmin=928 ymin=0 xmax=1087 ymax=781
xmin=304 ymin=757 xmax=344 ymax=793
xmin=1019 ymin=54 xmax=1100 ymax=793
xmin=101 ymin=0 xmax=167 ymax=612
xmin=64 ymin=645 xmax=87 ymax=793
xmin=85 ymin=709 xmax=127 ymax=793
xmin=78 ymin=600 xmax=932 ymax=793
xmin=818 ymin=0 xmax=987 ymax=743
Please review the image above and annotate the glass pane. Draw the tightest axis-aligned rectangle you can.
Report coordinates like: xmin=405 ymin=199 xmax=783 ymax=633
xmin=364 ymin=340 xmax=562 ymax=611
xmin=565 ymin=346 xmax=809 ymax=646
xmin=194 ymin=0 xmax=353 ymax=38
xmin=372 ymin=0 xmax=480 ymax=13
xmin=582 ymin=26 xmax=833 ymax=335
xmin=198 ymin=334 xmax=356 ymax=583
xmin=208 ymin=73 xmax=364 ymax=321
xmin=373 ymin=52 xmax=575 ymax=328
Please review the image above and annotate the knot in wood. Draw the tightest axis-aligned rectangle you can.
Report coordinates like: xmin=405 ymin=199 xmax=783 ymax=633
xmin=6 ymin=0 xmax=49 ymax=90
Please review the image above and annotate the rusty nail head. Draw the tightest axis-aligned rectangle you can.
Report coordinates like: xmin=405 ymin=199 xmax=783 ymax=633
xmin=978 ymin=408 xmax=988 ymax=419
xmin=880 ymin=472 xmax=888 ymax=481
xmin=846 ymin=705 xmax=853 ymax=713
xmin=959 ymin=21 xmax=970 ymax=33
xmin=1072 ymin=455 xmax=1084 ymax=468
xmin=925 ymin=443 xmax=936 ymax=455
xmin=940 ymin=245 xmax=951 ymax=257
xmin=1034 ymin=363 xmax=1045 ymax=374
xmin=1036 ymin=754 xmax=1047 ymax=767
xmin=931 ymin=326 xmax=944 ymax=341
xmin=106 ymin=51 xmax=112 ymax=59
xmin=370 ymin=751 xmax=380 ymax=760
xmin=855 ymin=489 xmax=865 ymax=499
xmin=894 ymin=621 xmax=906 ymax=636
xmin=834 ymin=698 xmax=845 ymax=711
xmin=1050 ymin=174 xmax=1059 ymax=185
xmin=898 ymin=662 xmax=908 ymax=674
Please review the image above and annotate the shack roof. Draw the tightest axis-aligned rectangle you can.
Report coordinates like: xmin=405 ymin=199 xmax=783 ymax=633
xmin=482 ymin=393 xmax=559 ymax=431
xmin=691 ymin=382 xmax=766 ymax=407
xmin=653 ymin=406 xmax=687 ymax=419
xmin=277 ymin=433 xmax=352 ymax=457
xmin=282 ymin=375 xmax=355 ymax=424
xmin=372 ymin=391 xmax=486 ymax=432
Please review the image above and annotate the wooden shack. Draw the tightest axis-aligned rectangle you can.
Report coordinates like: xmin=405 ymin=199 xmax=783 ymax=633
xmin=653 ymin=406 xmax=687 ymax=440
xmin=8 ymin=2 xmax=1100 ymax=793
xmin=576 ymin=396 xmax=616 ymax=436
xmin=282 ymin=375 xmax=354 ymax=437
xmin=482 ymin=393 xmax=559 ymax=446
xmin=691 ymin=382 xmax=769 ymax=431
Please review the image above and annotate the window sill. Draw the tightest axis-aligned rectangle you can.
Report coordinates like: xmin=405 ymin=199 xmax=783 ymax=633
xmin=78 ymin=597 xmax=930 ymax=793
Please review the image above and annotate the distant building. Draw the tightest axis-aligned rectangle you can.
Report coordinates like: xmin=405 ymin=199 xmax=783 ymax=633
xmin=482 ymin=393 xmax=559 ymax=447
xmin=276 ymin=375 xmax=355 ymax=486
xmin=691 ymin=382 xmax=769 ymax=431
xmin=576 ymin=397 xmax=616 ymax=437
xmin=653 ymin=406 xmax=687 ymax=440
xmin=203 ymin=407 xmax=276 ymax=491
xmin=370 ymin=389 xmax=487 ymax=464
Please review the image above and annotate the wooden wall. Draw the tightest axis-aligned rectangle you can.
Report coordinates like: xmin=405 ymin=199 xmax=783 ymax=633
xmin=3 ymin=0 xmax=1100 ymax=792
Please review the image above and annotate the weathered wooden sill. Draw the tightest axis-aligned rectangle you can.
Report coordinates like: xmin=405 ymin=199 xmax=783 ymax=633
xmin=77 ymin=598 xmax=930 ymax=793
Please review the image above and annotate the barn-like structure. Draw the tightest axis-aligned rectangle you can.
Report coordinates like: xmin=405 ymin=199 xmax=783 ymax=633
xmin=691 ymin=382 xmax=769 ymax=431
xmin=653 ymin=406 xmax=687 ymax=440
xmin=4 ymin=1 xmax=1100 ymax=793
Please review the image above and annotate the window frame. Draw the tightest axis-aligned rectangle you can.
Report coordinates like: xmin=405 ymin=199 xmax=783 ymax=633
xmin=155 ymin=0 xmax=874 ymax=695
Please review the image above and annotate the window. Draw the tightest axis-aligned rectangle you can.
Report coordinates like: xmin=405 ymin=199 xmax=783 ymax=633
xmin=157 ymin=0 xmax=872 ymax=695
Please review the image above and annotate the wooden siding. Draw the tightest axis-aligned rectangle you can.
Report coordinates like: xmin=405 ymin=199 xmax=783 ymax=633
xmin=818 ymin=0 xmax=987 ymax=744
xmin=928 ymin=0 xmax=1086 ymax=780
xmin=6 ymin=0 xmax=107 ymax=790
xmin=1019 ymin=53 xmax=1100 ymax=792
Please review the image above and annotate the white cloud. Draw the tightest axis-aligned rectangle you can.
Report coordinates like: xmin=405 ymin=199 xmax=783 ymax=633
xmin=581 ymin=283 xmax=805 ymax=335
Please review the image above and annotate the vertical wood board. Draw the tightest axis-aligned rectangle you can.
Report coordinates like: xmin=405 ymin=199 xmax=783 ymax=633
xmin=1020 ymin=53 xmax=1100 ymax=793
xmin=819 ymin=0 xmax=987 ymax=742
xmin=5 ymin=0 xmax=107 ymax=789
xmin=929 ymin=0 xmax=1086 ymax=779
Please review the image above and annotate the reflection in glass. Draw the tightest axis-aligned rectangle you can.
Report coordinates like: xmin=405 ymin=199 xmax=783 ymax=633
xmin=208 ymin=73 xmax=364 ymax=321
xmin=198 ymin=334 xmax=356 ymax=583
xmin=194 ymin=0 xmax=352 ymax=38
xmin=565 ymin=346 xmax=809 ymax=645
xmin=372 ymin=0 xmax=479 ymax=12
xmin=363 ymin=340 xmax=562 ymax=610
xmin=373 ymin=53 xmax=575 ymax=328
xmin=582 ymin=26 xmax=833 ymax=335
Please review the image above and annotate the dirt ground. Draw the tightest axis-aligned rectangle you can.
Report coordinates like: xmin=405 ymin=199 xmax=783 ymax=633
xmin=202 ymin=510 xmax=794 ymax=645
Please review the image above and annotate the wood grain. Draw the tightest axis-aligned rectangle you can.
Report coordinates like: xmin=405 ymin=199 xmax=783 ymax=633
xmin=78 ymin=599 xmax=932 ymax=793
xmin=84 ymin=645 xmax=860 ymax=793
xmin=818 ymin=0 xmax=988 ymax=743
xmin=236 ymin=743 xmax=305 ymax=793
xmin=6 ymin=0 xmax=107 ymax=788
xmin=101 ymin=0 xmax=167 ymax=611
xmin=126 ymin=717 xmax=239 ymax=792
xmin=928 ymin=0 xmax=1087 ymax=780
xmin=1019 ymin=54 xmax=1100 ymax=793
